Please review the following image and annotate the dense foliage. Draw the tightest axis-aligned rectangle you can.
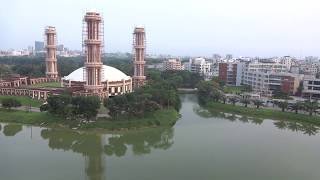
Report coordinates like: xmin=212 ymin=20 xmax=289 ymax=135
xmin=1 ymin=97 xmax=22 ymax=109
xmin=43 ymin=95 xmax=101 ymax=120
xmin=104 ymin=79 xmax=181 ymax=119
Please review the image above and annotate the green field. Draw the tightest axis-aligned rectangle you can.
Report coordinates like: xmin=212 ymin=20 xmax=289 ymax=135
xmin=205 ymin=102 xmax=320 ymax=126
xmin=28 ymin=82 xmax=61 ymax=88
xmin=0 ymin=108 xmax=180 ymax=131
xmin=223 ymin=86 xmax=246 ymax=94
xmin=0 ymin=96 xmax=43 ymax=107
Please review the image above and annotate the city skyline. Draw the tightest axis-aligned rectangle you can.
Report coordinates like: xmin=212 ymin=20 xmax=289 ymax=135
xmin=1 ymin=0 xmax=320 ymax=57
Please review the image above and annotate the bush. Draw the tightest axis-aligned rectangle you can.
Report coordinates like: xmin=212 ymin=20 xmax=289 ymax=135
xmin=1 ymin=98 xmax=22 ymax=109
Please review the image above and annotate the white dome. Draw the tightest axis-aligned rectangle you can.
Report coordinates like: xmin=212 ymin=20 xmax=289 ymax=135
xmin=63 ymin=65 xmax=131 ymax=82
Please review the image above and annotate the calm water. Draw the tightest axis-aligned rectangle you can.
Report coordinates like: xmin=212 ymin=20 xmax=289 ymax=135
xmin=1 ymin=94 xmax=320 ymax=180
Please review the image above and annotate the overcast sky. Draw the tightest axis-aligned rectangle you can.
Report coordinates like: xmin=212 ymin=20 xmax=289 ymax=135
xmin=1 ymin=0 xmax=320 ymax=57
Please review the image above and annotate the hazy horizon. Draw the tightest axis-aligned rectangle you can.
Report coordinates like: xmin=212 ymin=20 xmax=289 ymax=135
xmin=1 ymin=0 xmax=320 ymax=57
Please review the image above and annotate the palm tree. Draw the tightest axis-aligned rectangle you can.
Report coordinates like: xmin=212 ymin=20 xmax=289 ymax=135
xmin=240 ymin=98 xmax=250 ymax=107
xmin=304 ymin=100 xmax=319 ymax=116
xmin=228 ymin=97 xmax=239 ymax=106
xmin=220 ymin=95 xmax=227 ymax=104
xmin=252 ymin=99 xmax=264 ymax=109
xmin=290 ymin=101 xmax=303 ymax=114
xmin=276 ymin=101 xmax=288 ymax=112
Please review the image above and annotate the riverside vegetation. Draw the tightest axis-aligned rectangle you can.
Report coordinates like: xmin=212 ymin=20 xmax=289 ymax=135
xmin=197 ymin=79 xmax=320 ymax=126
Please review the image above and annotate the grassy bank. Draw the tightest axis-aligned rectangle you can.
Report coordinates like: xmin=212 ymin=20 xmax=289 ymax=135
xmin=0 ymin=96 xmax=43 ymax=107
xmin=206 ymin=102 xmax=320 ymax=126
xmin=28 ymin=82 xmax=61 ymax=88
xmin=0 ymin=108 xmax=180 ymax=130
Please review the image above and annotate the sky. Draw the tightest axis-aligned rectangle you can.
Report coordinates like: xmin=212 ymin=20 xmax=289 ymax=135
xmin=1 ymin=0 xmax=320 ymax=57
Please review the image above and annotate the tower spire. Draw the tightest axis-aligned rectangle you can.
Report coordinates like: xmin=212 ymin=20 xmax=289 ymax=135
xmin=45 ymin=26 xmax=58 ymax=79
xmin=133 ymin=27 xmax=146 ymax=89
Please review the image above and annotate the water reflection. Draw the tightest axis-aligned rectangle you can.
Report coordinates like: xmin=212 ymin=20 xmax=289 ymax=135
xmin=2 ymin=124 xmax=22 ymax=136
xmin=194 ymin=106 xmax=320 ymax=136
xmin=40 ymin=127 xmax=174 ymax=180
xmin=104 ymin=128 xmax=174 ymax=157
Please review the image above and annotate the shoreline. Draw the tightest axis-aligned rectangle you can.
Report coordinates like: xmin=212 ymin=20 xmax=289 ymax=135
xmin=0 ymin=108 xmax=180 ymax=131
xmin=204 ymin=102 xmax=320 ymax=127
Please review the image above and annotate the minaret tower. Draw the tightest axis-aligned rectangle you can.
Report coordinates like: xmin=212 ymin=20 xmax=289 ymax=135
xmin=83 ymin=11 xmax=105 ymax=97
xmin=133 ymin=27 xmax=146 ymax=89
xmin=45 ymin=26 xmax=58 ymax=79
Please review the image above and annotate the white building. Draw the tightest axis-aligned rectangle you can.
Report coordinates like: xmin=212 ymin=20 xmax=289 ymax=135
xmin=188 ymin=58 xmax=212 ymax=80
xmin=163 ymin=59 xmax=184 ymax=71
xmin=303 ymin=76 xmax=320 ymax=99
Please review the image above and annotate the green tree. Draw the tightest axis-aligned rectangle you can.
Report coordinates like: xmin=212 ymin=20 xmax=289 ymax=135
xmin=228 ymin=97 xmax=239 ymax=106
xmin=240 ymin=98 xmax=250 ymax=107
xmin=290 ymin=101 xmax=303 ymax=114
xmin=252 ymin=99 xmax=264 ymax=109
xmin=303 ymin=100 xmax=319 ymax=116
xmin=276 ymin=101 xmax=288 ymax=112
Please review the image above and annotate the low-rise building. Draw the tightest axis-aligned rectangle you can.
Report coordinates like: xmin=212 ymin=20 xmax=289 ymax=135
xmin=302 ymin=77 xmax=320 ymax=99
xmin=163 ymin=59 xmax=184 ymax=71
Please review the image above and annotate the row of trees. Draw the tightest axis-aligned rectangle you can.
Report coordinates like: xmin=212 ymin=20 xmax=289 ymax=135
xmin=197 ymin=80 xmax=319 ymax=116
xmin=274 ymin=100 xmax=319 ymax=116
xmin=40 ymin=95 xmax=101 ymax=120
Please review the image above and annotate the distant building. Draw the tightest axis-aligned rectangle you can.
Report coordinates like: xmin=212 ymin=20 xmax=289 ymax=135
xmin=226 ymin=54 xmax=233 ymax=60
xmin=242 ymin=71 xmax=303 ymax=96
xmin=163 ymin=59 xmax=184 ymax=71
xmin=303 ymin=77 xmax=320 ymax=99
xmin=188 ymin=58 xmax=212 ymax=80
xmin=218 ymin=62 xmax=243 ymax=86
xmin=34 ymin=41 xmax=44 ymax=52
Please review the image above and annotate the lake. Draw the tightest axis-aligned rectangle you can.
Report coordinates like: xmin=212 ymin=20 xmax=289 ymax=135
xmin=1 ymin=94 xmax=320 ymax=180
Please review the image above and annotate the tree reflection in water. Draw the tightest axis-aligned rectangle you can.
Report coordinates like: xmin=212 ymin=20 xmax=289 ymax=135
xmin=2 ymin=124 xmax=23 ymax=136
xmin=194 ymin=106 xmax=320 ymax=136
xmin=40 ymin=127 xmax=174 ymax=180
xmin=104 ymin=128 xmax=174 ymax=157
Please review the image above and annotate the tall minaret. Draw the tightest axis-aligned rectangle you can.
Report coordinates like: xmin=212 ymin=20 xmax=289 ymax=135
xmin=83 ymin=11 xmax=105 ymax=96
xmin=45 ymin=26 xmax=58 ymax=79
xmin=133 ymin=27 xmax=146 ymax=89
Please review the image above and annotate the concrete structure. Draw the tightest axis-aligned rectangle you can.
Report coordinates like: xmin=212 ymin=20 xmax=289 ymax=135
xmin=303 ymin=77 xmax=320 ymax=99
xmin=218 ymin=62 xmax=243 ymax=86
xmin=188 ymin=58 xmax=212 ymax=80
xmin=45 ymin=26 xmax=58 ymax=79
xmin=163 ymin=59 xmax=184 ymax=71
xmin=133 ymin=27 xmax=146 ymax=89
xmin=247 ymin=62 xmax=288 ymax=73
xmin=63 ymin=65 xmax=132 ymax=97
xmin=242 ymin=71 xmax=302 ymax=96
xmin=82 ymin=11 xmax=107 ymax=97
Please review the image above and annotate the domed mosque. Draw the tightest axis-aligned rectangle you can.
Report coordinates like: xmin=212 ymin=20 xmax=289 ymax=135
xmin=0 ymin=11 xmax=146 ymax=100
xmin=62 ymin=65 xmax=133 ymax=97
xmin=62 ymin=11 xmax=146 ymax=98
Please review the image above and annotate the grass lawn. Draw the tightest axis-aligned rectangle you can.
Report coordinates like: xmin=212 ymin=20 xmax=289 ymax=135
xmin=0 ymin=95 xmax=43 ymax=107
xmin=223 ymin=86 xmax=246 ymax=94
xmin=206 ymin=102 xmax=320 ymax=126
xmin=0 ymin=108 xmax=180 ymax=131
xmin=28 ymin=82 xmax=61 ymax=88
xmin=0 ymin=108 xmax=61 ymax=125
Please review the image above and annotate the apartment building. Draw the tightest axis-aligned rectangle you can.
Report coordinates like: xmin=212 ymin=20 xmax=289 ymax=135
xmin=188 ymin=58 xmax=212 ymax=79
xmin=242 ymin=71 xmax=302 ymax=96
xmin=163 ymin=59 xmax=184 ymax=71
xmin=303 ymin=77 xmax=320 ymax=99
xmin=218 ymin=62 xmax=243 ymax=86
